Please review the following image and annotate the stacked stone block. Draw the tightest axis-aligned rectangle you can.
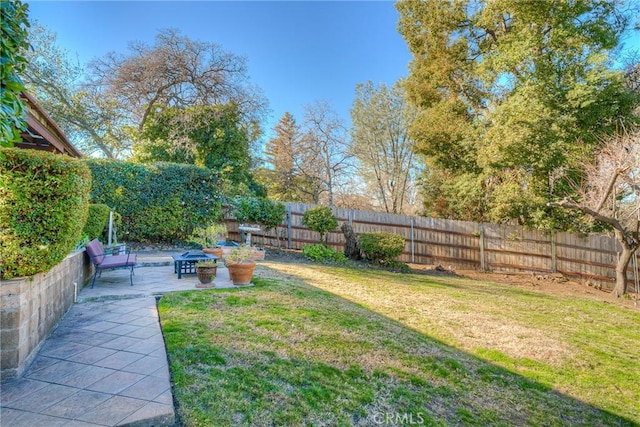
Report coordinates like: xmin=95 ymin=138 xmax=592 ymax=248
xmin=1 ymin=251 xmax=91 ymax=380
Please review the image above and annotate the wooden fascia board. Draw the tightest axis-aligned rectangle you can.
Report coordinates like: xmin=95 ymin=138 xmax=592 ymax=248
xmin=26 ymin=112 xmax=68 ymax=154
xmin=22 ymin=92 xmax=83 ymax=158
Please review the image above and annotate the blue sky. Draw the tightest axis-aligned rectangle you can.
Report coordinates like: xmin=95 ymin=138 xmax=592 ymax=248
xmin=26 ymin=1 xmax=640 ymax=143
xmin=27 ymin=1 xmax=412 ymax=139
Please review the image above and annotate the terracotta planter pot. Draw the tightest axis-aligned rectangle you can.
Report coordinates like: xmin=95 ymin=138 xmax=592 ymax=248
xmin=227 ymin=261 xmax=256 ymax=286
xmin=196 ymin=265 xmax=217 ymax=287
xmin=203 ymin=247 xmax=223 ymax=259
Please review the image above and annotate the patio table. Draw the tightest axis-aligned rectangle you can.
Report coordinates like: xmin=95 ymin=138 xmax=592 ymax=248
xmin=172 ymin=251 xmax=217 ymax=279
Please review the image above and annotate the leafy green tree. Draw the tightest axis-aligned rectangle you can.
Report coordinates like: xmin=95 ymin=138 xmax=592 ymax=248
xmin=232 ymin=197 xmax=285 ymax=232
xmin=232 ymin=197 xmax=286 ymax=246
xmin=302 ymin=206 xmax=338 ymax=244
xmin=351 ymin=80 xmax=420 ymax=214
xmin=133 ymin=103 xmax=263 ymax=196
xmin=23 ymin=25 xmax=267 ymax=159
xmin=397 ymin=0 xmax=640 ymax=228
xmin=0 ymin=0 xmax=30 ymax=146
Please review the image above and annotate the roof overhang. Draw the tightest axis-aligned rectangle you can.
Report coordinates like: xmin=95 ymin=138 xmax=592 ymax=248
xmin=15 ymin=92 xmax=83 ymax=158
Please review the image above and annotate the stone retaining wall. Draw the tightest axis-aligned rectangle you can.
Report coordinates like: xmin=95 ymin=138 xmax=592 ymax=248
xmin=0 ymin=250 xmax=91 ymax=381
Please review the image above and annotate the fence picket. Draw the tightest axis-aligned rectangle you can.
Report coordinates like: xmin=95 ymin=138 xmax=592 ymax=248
xmin=225 ymin=203 xmax=632 ymax=292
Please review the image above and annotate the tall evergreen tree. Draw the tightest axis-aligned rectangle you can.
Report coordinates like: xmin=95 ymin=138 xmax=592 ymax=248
xmin=263 ymin=112 xmax=308 ymax=201
xmin=397 ymin=0 xmax=639 ymax=228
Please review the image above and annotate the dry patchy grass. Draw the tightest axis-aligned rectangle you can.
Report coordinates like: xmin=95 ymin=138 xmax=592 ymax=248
xmin=159 ymin=259 xmax=639 ymax=426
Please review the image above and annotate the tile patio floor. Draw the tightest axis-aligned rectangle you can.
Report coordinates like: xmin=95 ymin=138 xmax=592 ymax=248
xmin=1 ymin=252 xmax=235 ymax=426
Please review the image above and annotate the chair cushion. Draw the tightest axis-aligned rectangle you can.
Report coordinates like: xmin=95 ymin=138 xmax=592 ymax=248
xmin=99 ymin=254 xmax=137 ymax=269
xmin=85 ymin=239 xmax=105 ymax=265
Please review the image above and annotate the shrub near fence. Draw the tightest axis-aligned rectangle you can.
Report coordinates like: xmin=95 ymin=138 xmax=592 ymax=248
xmin=226 ymin=203 xmax=637 ymax=292
xmin=0 ymin=148 xmax=91 ymax=279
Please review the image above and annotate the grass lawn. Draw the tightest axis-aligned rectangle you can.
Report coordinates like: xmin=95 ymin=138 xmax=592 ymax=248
xmin=158 ymin=260 xmax=640 ymax=426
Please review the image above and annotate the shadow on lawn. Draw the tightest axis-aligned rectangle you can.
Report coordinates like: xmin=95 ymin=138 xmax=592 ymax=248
xmin=371 ymin=265 xmax=567 ymax=303
xmin=236 ymin=261 xmax=637 ymax=425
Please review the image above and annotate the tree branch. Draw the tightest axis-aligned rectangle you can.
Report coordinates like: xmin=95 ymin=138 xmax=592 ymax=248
xmin=548 ymin=198 xmax=625 ymax=233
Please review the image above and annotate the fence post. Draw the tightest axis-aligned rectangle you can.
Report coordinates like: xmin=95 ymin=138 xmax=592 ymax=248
xmin=479 ymin=223 xmax=486 ymax=271
xmin=348 ymin=209 xmax=353 ymax=226
xmin=287 ymin=205 xmax=293 ymax=249
xmin=410 ymin=218 xmax=415 ymax=263
xmin=551 ymin=231 xmax=557 ymax=273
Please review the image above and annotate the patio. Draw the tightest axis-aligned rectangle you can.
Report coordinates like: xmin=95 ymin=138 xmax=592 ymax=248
xmin=78 ymin=250 xmax=234 ymax=302
xmin=1 ymin=250 xmax=236 ymax=426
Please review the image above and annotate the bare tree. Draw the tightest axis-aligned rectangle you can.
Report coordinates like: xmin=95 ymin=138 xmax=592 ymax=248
xmin=24 ymin=25 xmax=267 ymax=158
xmin=549 ymin=129 xmax=640 ymax=297
xmin=89 ymin=28 xmax=268 ymax=142
xmin=351 ymin=80 xmax=420 ymax=214
xmin=293 ymin=101 xmax=353 ymax=206
xmin=24 ymin=23 xmax=129 ymax=158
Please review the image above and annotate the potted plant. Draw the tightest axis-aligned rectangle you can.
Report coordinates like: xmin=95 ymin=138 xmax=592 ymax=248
xmin=192 ymin=224 xmax=227 ymax=259
xmin=225 ymin=245 xmax=256 ymax=286
xmin=195 ymin=260 xmax=218 ymax=288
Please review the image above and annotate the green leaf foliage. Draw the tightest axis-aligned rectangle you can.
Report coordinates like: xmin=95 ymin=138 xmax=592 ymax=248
xmin=397 ymin=0 xmax=640 ymax=229
xmin=302 ymin=243 xmax=348 ymax=264
xmin=302 ymin=206 xmax=338 ymax=243
xmin=82 ymin=203 xmax=110 ymax=241
xmin=0 ymin=0 xmax=30 ymax=146
xmin=0 ymin=148 xmax=91 ymax=279
xmin=358 ymin=232 xmax=406 ymax=264
xmin=233 ymin=197 xmax=286 ymax=232
xmin=133 ymin=103 xmax=265 ymax=197
xmin=85 ymin=159 xmax=222 ymax=243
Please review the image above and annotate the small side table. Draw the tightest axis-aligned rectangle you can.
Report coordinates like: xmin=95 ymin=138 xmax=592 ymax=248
xmin=172 ymin=252 xmax=217 ymax=279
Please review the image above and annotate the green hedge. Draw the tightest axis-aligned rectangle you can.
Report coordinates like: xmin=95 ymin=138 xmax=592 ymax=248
xmin=0 ymin=148 xmax=91 ymax=279
xmin=85 ymin=159 xmax=222 ymax=242
xmin=82 ymin=203 xmax=110 ymax=240
xmin=358 ymin=232 xmax=406 ymax=264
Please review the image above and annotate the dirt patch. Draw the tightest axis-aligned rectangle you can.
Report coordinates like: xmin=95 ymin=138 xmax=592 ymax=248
xmin=264 ymin=247 xmax=638 ymax=310
xmin=424 ymin=266 xmax=639 ymax=310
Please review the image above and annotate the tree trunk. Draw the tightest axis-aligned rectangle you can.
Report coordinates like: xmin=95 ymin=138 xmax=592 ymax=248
xmin=614 ymin=244 xmax=633 ymax=297
xmin=341 ymin=223 xmax=361 ymax=260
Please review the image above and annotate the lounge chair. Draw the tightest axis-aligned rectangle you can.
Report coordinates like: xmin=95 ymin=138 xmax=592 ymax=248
xmin=85 ymin=239 xmax=137 ymax=288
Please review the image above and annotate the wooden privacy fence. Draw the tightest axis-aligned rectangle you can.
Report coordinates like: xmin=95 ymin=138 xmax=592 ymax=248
xmin=225 ymin=202 xmax=637 ymax=292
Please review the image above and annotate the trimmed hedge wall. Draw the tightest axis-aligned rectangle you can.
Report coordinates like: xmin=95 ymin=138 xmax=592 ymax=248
xmin=82 ymin=203 xmax=110 ymax=240
xmin=85 ymin=160 xmax=222 ymax=242
xmin=0 ymin=148 xmax=91 ymax=279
